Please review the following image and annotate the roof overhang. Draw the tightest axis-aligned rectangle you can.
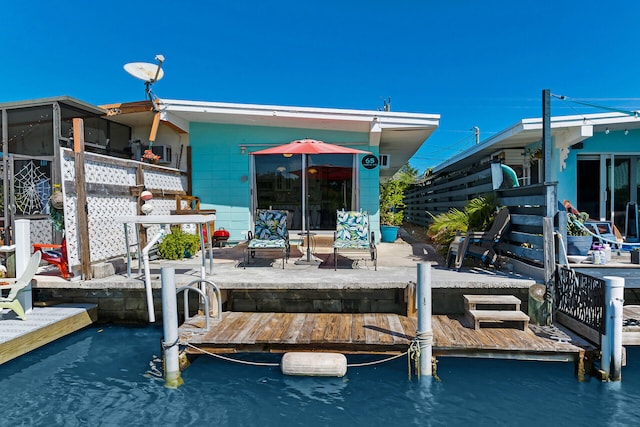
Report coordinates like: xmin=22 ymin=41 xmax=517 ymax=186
xmin=0 ymin=96 xmax=106 ymax=116
xmin=102 ymin=98 xmax=440 ymax=176
xmin=433 ymin=111 xmax=640 ymax=174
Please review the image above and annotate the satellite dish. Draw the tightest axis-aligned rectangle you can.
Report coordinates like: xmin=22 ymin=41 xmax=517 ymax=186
xmin=124 ymin=62 xmax=164 ymax=83
xmin=123 ymin=55 xmax=166 ymax=112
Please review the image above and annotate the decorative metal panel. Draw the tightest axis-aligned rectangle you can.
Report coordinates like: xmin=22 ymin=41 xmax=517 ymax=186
xmin=555 ymin=266 xmax=605 ymax=334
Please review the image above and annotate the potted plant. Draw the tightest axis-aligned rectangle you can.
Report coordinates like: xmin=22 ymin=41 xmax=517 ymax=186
xmin=379 ymin=164 xmax=416 ymax=242
xmin=158 ymin=227 xmax=201 ymax=260
xmin=566 ymin=211 xmax=592 ymax=256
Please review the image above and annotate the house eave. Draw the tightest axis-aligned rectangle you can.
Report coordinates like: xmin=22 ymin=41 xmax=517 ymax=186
xmin=433 ymin=111 xmax=640 ymax=174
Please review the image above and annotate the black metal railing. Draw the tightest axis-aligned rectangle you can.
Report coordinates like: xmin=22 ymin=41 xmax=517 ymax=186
xmin=555 ymin=265 xmax=606 ymax=334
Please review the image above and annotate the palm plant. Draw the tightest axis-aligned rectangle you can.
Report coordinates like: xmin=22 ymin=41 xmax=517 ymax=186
xmin=427 ymin=195 xmax=499 ymax=252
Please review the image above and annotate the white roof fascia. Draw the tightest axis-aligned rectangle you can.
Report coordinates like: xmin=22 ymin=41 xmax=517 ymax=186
xmin=159 ymin=110 xmax=189 ymax=133
xmin=432 ymin=111 xmax=640 ymax=174
xmin=159 ymin=98 xmax=440 ymax=129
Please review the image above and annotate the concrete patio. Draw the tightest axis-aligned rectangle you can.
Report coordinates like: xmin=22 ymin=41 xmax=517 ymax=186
xmin=32 ymin=228 xmax=541 ymax=292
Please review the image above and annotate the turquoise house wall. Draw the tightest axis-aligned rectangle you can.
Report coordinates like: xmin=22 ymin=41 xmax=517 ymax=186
xmin=189 ymin=123 xmax=376 ymax=242
xmin=556 ymin=129 xmax=639 ymax=210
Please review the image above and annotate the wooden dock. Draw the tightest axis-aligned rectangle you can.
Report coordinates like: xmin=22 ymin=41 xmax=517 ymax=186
xmin=179 ymin=311 xmax=595 ymax=364
xmin=623 ymin=305 xmax=640 ymax=345
xmin=0 ymin=303 xmax=98 ymax=365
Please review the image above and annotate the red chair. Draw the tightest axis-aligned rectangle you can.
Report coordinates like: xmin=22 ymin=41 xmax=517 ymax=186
xmin=32 ymin=238 xmax=70 ymax=279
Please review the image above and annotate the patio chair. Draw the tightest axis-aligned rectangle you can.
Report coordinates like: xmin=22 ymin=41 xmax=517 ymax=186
xmin=33 ymin=237 xmax=69 ymax=279
xmin=333 ymin=210 xmax=377 ymax=270
xmin=0 ymin=251 xmax=41 ymax=320
xmin=447 ymin=207 xmax=510 ymax=271
xmin=245 ymin=209 xmax=290 ymax=269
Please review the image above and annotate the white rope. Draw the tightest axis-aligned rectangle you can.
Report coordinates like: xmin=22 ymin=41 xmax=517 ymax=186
xmin=555 ymin=232 xmax=571 ymax=266
xmin=346 ymin=352 xmax=408 ymax=368
xmin=183 ymin=342 xmax=409 ymax=369
xmin=571 ymin=219 xmax=640 ymax=248
xmin=183 ymin=342 xmax=279 ymax=367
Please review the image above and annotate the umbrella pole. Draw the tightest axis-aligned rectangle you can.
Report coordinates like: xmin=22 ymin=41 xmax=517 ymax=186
xmin=305 ymin=154 xmax=311 ymax=262
xmin=295 ymin=153 xmax=320 ymax=265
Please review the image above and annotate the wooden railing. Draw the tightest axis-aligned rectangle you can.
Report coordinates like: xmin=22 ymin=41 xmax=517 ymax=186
xmin=404 ymin=163 xmax=493 ymax=227
xmin=494 ymin=183 xmax=557 ymax=267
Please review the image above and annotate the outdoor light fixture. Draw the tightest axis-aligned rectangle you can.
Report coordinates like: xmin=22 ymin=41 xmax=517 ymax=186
xmin=605 ymin=128 xmax=610 ymax=135
xmin=240 ymin=146 xmax=247 ymax=154
xmin=283 ymin=153 xmax=293 ymax=158
xmin=308 ymin=167 xmax=318 ymax=174
xmin=625 ymin=129 xmax=629 ymax=135
xmin=277 ymin=166 xmax=286 ymax=172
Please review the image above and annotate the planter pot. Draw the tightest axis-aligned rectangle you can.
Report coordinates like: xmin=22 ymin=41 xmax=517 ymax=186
xmin=380 ymin=225 xmax=399 ymax=243
xmin=566 ymin=235 xmax=592 ymax=256
xmin=632 ymin=251 xmax=640 ymax=264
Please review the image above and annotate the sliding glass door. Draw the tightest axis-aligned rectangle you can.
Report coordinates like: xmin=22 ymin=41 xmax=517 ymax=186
xmin=252 ymin=154 xmax=355 ymax=231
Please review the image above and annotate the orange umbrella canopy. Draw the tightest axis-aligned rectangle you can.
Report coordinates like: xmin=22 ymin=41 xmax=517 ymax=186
xmin=251 ymin=139 xmax=370 ymax=155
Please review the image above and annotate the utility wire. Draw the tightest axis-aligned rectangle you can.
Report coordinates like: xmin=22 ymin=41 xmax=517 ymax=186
xmin=551 ymin=94 xmax=640 ymax=117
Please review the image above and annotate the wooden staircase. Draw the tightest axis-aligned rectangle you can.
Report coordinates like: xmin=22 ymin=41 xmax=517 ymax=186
xmin=464 ymin=294 xmax=530 ymax=331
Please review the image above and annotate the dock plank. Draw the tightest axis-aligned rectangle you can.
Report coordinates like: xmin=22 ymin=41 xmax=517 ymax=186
xmin=335 ymin=314 xmax=352 ymax=343
xmin=363 ymin=313 xmax=378 ymax=344
xmin=375 ymin=313 xmax=394 ymax=344
xmin=0 ymin=304 xmax=97 ymax=365
xmin=280 ymin=313 xmax=308 ymax=344
xmin=296 ymin=313 xmax=317 ymax=344
xmin=351 ymin=314 xmax=366 ymax=343
xmin=178 ymin=312 xmax=593 ymax=360
xmin=258 ymin=312 xmax=292 ymax=343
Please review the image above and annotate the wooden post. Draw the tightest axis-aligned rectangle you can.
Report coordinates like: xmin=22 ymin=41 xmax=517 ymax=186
xmin=136 ymin=164 xmax=147 ymax=249
xmin=149 ymin=111 xmax=161 ymax=143
xmin=542 ymin=217 xmax=555 ymax=325
xmin=542 ymin=89 xmax=551 ymax=183
xmin=186 ymin=146 xmax=193 ymax=195
xmin=528 ymin=284 xmax=550 ymax=326
xmin=73 ymin=118 xmax=92 ymax=280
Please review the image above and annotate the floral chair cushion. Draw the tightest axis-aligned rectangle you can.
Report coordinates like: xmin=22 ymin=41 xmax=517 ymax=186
xmin=248 ymin=209 xmax=288 ymax=249
xmin=334 ymin=210 xmax=371 ymax=249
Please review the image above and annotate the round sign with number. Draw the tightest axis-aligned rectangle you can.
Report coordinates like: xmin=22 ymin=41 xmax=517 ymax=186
xmin=362 ymin=154 xmax=378 ymax=170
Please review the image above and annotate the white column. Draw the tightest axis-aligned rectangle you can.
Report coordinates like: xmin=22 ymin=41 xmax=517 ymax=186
xmin=161 ymin=267 xmax=183 ymax=388
xmin=602 ymin=276 xmax=624 ymax=381
xmin=15 ymin=220 xmax=32 ymax=313
xmin=417 ymin=262 xmax=433 ymax=377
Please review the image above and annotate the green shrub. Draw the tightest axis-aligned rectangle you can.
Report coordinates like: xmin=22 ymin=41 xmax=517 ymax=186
xmin=158 ymin=227 xmax=201 ymax=260
xmin=567 ymin=211 xmax=590 ymax=236
xmin=427 ymin=195 xmax=499 ymax=253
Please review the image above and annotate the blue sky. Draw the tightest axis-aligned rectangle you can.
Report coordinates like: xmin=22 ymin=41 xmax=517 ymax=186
xmin=3 ymin=1 xmax=640 ymax=173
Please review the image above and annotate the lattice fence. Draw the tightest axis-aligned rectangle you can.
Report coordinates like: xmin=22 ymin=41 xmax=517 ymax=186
xmin=60 ymin=148 xmax=187 ymax=268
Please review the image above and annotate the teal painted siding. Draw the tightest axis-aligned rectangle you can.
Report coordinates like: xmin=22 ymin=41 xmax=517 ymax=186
xmin=189 ymin=123 xmax=376 ymax=242
xmin=557 ymin=130 xmax=640 ymax=208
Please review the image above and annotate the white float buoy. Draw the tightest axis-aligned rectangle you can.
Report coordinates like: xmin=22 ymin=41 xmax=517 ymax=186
xmin=281 ymin=352 xmax=347 ymax=377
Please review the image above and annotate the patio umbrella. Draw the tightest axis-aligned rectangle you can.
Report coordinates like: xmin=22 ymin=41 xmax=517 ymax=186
xmin=252 ymin=139 xmax=370 ymax=263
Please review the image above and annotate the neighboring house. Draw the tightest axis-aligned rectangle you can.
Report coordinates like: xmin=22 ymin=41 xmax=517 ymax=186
xmin=104 ymin=99 xmax=440 ymax=242
xmin=426 ymin=111 xmax=640 ymax=238
xmin=0 ymin=96 xmax=138 ymax=243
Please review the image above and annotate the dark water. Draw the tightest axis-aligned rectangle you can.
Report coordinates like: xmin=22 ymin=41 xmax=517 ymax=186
xmin=1 ymin=325 xmax=639 ymax=426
